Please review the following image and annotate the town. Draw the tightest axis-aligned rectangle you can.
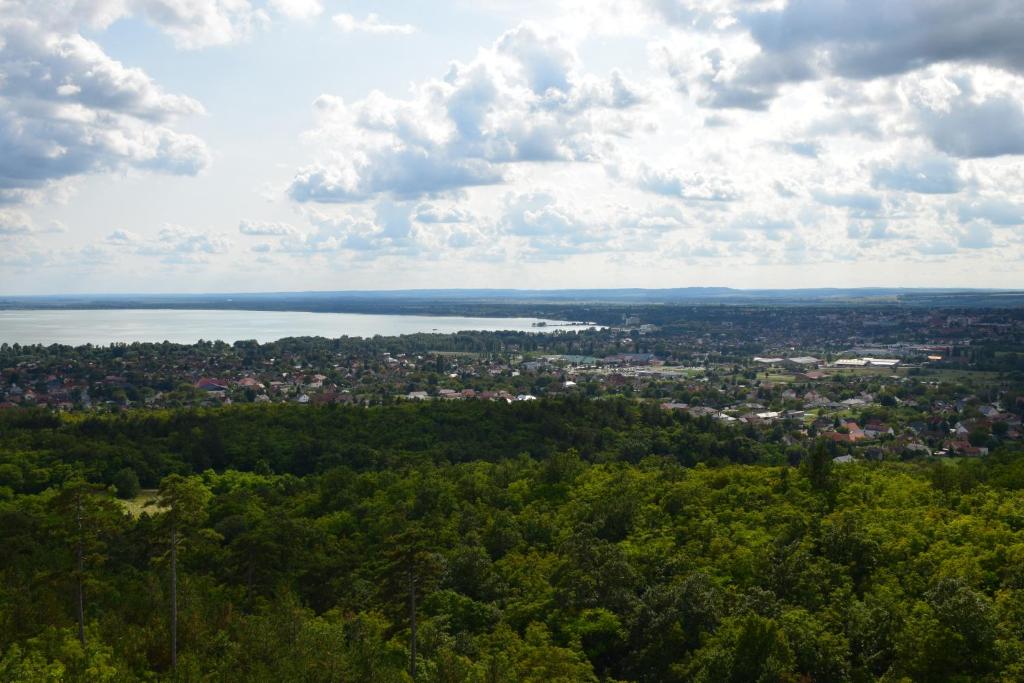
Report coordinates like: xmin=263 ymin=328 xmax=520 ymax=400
xmin=3 ymin=305 xmax=1022 ymax=464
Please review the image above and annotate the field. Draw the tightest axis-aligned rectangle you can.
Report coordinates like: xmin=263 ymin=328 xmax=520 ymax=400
xmin=118 ymin=489 xmax=162 ymax=518
xmin=914 ymin=369 xmax=1002 ymax=385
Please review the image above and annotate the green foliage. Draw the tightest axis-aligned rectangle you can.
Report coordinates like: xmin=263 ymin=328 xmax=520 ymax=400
xmin=0 ymin=400 xmax=1023 ymax=679
xmin=110 ymin=469 xmax=140 ymax=500
xmin=0 ymin=627 xmax=121 ymax=682
xmin=156 ymin=474 xmax=211 ymax=533
xmin=685 ymin=614 xmax=795 ymax=683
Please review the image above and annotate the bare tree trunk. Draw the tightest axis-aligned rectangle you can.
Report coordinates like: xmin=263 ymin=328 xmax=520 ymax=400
xmin=409 ymin=569 xmax=417 ymax=681
xmin=76 ymin=545 xmax=85 ymax=646
xmin=170 ymin=525 xmax=177 ymax=672
xmin=245 ymin=562 xmax=254 ymax=604
xmin=75 ymin=492 xmax=85 ymax=647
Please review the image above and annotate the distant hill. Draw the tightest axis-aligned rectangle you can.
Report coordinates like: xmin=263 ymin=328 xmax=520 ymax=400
xmin=2 ymin=287 xmax=1023 ymax=312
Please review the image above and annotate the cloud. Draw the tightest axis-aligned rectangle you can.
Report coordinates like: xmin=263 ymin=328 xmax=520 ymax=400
xmin=5 ymin=0 xmax=303 ymax=50
xmin=238 ymin=219 xmax=297 ymax=236
xmin=0 ymin=18 xmax=210 ymax=202
xmin=154 ymin=225 xmax=230 ymax=254
xmin=847 ymin=220 xmax=898 ymax=241
xmin=777 ymin=141 xmax=821 ymax=158
xmin=135 ymin=130 xmax=211 ymax=174
xmin=332 ymin=13 xmax=416 ymax=35
xmin=812 ymin=190 xmax=883 ymax=216
xmin=289 ymin=154 xmax=503 ymax=203
xmin=414 ymin=203 xmax=472 ymax=223
xmin=0 ymin=187 xmax=43 ymax=206
xmin=493 ymin=191 xmax=690 ymax=260
xmin=805 ymin=110 xmax=883 ymax=139
xmin=267 ymin=203 xmax=446 ymax=257
xmin=16 ymin=0 xmax=271 ymax=50
xmin=498 ymin=191 xmax=597 ymax=259
xmin=0 ymin=242 xmax=55 ymax=268
xmin=870 ymin=156 xmax=965 ymax=195
xmin=779 ymin=1 xmax=1021 ymax=75
xmin=916 ymin=89 xmax=1024 ymax=158
xmin=732 ymin=215 xmax=794 ymax=240
xmin=915 ymin=241 xmax=957 ymax=256
xmin=373 ymin=200 xmax=415 ymax=242
xmin=501 ymin=191 xmax=587 ymax=238
xmin=626 ymin=204 xmax=688 ymax=232
xmin=0 ymin=24 xmax=204 ymax=120
xmin=709 ymin=226 xmax=745 ymax=242
xmin=957 ymin=198 xmax=1024 ymax=225
xmin=957 ymin=223 xmax=995 ymax=249
xmin=657 ymin=0 xmax=1024 ymax=111
xmin=289 ymin=24 xmax=643 ymax=203
xmin=773 ymin=180 xmax=798 ymax=198
xmin=134 ymin=0 xmax=269 ymax=50
xmin=7 ymin=0 xmax=1023 ymax=283
xmin=269 ymin=0 xmax=323 ymax=20
xmin=737 ymin=1 xmax=1024 ymax=79
xmin=0 ymin=209 xmax=33 ymax=236
xmin=663 ymin=44 xmax=814 ymax=111
xmin=106 ymin=224 xmax=231 ymax=263
xmin=105 ymin=229 xmax=138 ymax=244
xmin=0 ymin=211 xmax=68 ymax=237
xmin=633 ymin=163 xmax=738 ymax=201
xmin=496 ymin=24 xmax=574 ymax=94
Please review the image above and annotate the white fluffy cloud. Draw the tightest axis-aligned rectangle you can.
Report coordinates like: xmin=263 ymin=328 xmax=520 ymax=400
xmin=0 ymin=12 xmax=210 ymax=206
xmin=269 ymin=0 xmax=322 ymax=21
xmin=332 ymin=13 xmax=416 ymax=35
xmin=3 ymin=0 xmax=270 ymax=49
xmin=106 ymin=224 xmax=231 ymax=264
xmin=289 ymin=24 xmax=643 ymax=203
xmin=238 ymin=219 xmax=297 ymax=236
xmin=958 ymin=197 xmax=1024 ymax=226
xmin=870 ymin=155 xmax=965 ymax=195
xmin=632 ymin=163 xmax=739 ymax=202
xmin=281 ymin=3 xmax=1024 ymax=273
xmin=133 ymin=0 xmax=269 ymax=50
xmin=0 ymin=209 xmax=34 ymax=235
xmin=913 ymin=82 xmax=1024 ymax=158
xmin=5 ymin=0 xmax=1024 ymax=289
xmin=414 ymin=203 xmax=472 ymax=224
xmin=654 ymin=0 xmax=1024 ymax=111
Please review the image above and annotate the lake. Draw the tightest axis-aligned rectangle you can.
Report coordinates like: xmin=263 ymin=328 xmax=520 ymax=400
xmin=0 ymin=309 xmax=589 ymax=346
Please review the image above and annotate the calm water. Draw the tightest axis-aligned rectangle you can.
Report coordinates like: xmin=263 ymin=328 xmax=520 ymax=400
xmin=0 ymin=309 xmax=586 ymax=346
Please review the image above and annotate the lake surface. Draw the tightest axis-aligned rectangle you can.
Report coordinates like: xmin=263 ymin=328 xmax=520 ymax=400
xmin=0 ymin=309 xmax=587 ymax=346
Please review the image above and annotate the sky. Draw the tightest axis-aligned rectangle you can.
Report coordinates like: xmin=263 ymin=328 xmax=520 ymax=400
xmin=2 ymin=0 xmax=1024 ymax=294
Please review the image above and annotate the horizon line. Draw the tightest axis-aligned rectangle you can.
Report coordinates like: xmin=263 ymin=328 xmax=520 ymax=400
xmin=3 ymin=286 xmax=1023 ymax=298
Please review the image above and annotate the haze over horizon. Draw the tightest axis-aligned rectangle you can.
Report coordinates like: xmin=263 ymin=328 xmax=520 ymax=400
xmin=4 ymin=285 xmax=1020 ymax=298
xmin=2 ymin=0 xmax=1024 ymax=294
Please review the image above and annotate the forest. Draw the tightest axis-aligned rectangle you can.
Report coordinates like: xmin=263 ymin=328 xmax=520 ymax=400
xmin=2 ymin=398 xmax=1024 ymax=681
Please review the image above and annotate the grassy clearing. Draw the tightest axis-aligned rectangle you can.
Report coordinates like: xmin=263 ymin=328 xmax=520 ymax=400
xmin=916 ymin=369 xmax=1001 ymax=385
xmin=820 ymin=367 xmax=907 ymax=379
xmin=428 ymin=350 xmax=488 ymax=359
xmin=119 ymin=489 xmax=163 ymax=518
xmin=657 ymin=368 xmax=704 ymax=378
xmin=761 ymin=373 xmax=797 ymax=383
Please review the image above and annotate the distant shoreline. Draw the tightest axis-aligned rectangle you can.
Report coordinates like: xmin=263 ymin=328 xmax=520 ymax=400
xmin=0 ymin=308 xmax=598 ymax=347
xmin=2 ymin=287 xmax=1022 ymax=314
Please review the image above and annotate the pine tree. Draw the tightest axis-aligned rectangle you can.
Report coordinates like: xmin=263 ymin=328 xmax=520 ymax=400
xmin=155 ymin=474 xmax=211 ymax=672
